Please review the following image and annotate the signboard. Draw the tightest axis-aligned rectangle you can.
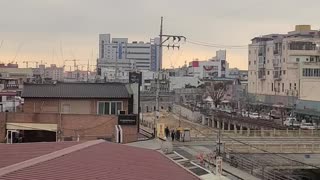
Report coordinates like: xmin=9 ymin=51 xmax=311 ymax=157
xmin=156 ymin=123 xmax=165 ymax=139
xmin=221 ymin=60 xmax=226 ymax=78
xmin=129 ymin=72 xmax=142 ymax=86
xmin=216 ymin=156 xmax=223 ymax=176
xmin=118 ymin=114 xmax=137 ymax=125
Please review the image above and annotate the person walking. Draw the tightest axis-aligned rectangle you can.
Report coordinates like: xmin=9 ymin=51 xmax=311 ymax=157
xmin=165 ymin=126 xmax=169 ymax=138
xmin=171 ymin=129 xmax=175 ymax=141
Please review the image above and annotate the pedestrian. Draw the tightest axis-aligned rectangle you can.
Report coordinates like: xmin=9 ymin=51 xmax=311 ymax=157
xmin=165 ymin=126 xmax=169 ymax=138
xmin=171 ymin=130 xmax=175 ymax=141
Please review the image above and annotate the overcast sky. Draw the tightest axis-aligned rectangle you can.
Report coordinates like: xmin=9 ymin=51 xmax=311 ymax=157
xmin=0 ymin=0 xmax=319 ymax=70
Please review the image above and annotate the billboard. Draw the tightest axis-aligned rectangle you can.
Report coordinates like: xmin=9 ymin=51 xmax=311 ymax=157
xmin=129 ymin=72 xmax=142 ymax=86
xmin=118 ymin=114 xmax=137 ymax=125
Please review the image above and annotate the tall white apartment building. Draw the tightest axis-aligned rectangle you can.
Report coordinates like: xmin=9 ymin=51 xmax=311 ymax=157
xmin=248 ymin=25 xmax=320 ymax=111
xmin=97 ymin=34 xmax=161 ymax=79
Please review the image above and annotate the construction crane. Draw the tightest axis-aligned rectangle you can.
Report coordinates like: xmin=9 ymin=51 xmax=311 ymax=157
xmin=64 ymin=59 xmax=88 ymax=71
xmin=22 ymin=61 xmax=39 ymax=68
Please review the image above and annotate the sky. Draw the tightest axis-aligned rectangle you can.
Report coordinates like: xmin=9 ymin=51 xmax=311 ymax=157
xmin=0 ymin=0 xmax=320 ymax=70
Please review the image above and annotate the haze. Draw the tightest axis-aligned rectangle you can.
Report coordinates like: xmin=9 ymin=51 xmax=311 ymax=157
xmin=0 ymin=0 xmax=319 ymax=69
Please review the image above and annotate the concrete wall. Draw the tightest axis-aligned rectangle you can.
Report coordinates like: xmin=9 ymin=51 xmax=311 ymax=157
xmin=23 ymin=98 xmax=129 ymax=115
xmin=0 ymin=112 xmax=137 ymax=143
xmin=140 ymin=92 xmax=174 ymax=113
xmin=172 ymin=104 xmax=201 ymax=123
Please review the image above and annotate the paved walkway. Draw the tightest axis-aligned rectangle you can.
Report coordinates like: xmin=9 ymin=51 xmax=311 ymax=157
xmin=126 ymin=139 xmax=161 ymax=150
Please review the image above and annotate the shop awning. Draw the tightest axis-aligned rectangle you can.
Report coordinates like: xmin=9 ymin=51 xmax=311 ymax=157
xmin=6 ymin=123 xmax=57 ymax=132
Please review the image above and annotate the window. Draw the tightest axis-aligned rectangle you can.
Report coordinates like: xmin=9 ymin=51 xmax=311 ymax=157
xmin=310 ymin=56 xmax=315 ymax=62
xmin=254 ymin=61 xmax=256 ymax=65
xmin=289 ymin=83 xmax=292 ymax=90
xmin=283 ymin=70 xmax=286 ymax=75
xmin=294 ymin=83 xmax=297 ymax=90
xmin=249 ymin=61 xmax=251 ymax=65
xmin=271 ymin=83 xmax=273 ymax=91
xmin=283 ymin=58 xmax=285 ymax=63
xmin=267 ymin=47 xmax=269 ymax=52
xmin=296 ymin=58 xmax=300 ymax=62
xmin=282 ymin=83 xmax=284 ymax=92
xmin=98 ymin=101 xmax=123 ymax=115
xmin=267 ymin=71 xmax=270 ymax=75
xmin=249 ymin=50 xmax=251 ymax=54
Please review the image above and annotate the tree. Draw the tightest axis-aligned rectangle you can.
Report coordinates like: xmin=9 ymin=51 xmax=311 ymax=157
xmin=206 ymin=82 xmax=228 ymax=108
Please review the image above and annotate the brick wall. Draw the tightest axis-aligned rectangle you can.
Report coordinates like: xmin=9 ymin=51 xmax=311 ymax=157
xmin=0 ymin=113 xmax=6 ymax=143
xmin=0 ymin=112 xmax=138 ymax=143
xmin=60 ymin=114 xmax=117 ymax=141
xmin=121 ymin=125 xmax=138 ymax=143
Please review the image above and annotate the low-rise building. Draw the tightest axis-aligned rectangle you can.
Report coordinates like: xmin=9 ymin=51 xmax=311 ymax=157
xmin=188 ymin=50 xmax=228 ymax=79
xmin=0 ymin=78 xmax=23 ymax=112
xmin=0 ymin=82 xmax=139 ymax=143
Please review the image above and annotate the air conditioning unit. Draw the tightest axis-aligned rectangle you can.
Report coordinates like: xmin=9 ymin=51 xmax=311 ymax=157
xmin=118 ymin=110 xmax=126 ymax=115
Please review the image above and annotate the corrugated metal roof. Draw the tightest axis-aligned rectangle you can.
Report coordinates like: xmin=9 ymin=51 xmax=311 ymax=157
xmin=0 ymin=142 xmax=79 ymax=169
xmin=22 ymin=82 xmax=131 ymax=99
xmin=0 ymin=141 xmax=198 ymax=180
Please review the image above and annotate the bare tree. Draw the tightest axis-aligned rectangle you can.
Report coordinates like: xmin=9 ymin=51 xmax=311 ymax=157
xmin=206 ymin=82 xmax=228 ymax=108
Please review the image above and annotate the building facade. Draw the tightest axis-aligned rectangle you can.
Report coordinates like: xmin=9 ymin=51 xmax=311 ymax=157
xmin=248 ymin=25 xmax=320 ymax=111
xmin=97 ymin=34 xmax=160 ymax=79
xmin=188 ymin=50 xmax=229 ymax=79
xmin=0 ymin=82 xmax=139 ymax=143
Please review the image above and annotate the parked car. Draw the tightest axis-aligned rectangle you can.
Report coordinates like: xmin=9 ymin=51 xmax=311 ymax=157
xmin=249 ymin=112 xmax=260 ymax=119
xmin=284 ymin=117 xmax=300 ymax=127
xmin=242 ymin=111 xmax=249 ymax=117
xmin=300 ymin=123 xmax=316 ymax=130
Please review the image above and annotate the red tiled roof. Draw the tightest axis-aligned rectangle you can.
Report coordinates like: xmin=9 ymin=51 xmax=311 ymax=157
xmin=0 ymin=141 xmax=198 ymax=180
xmin=0 ymin=142 xmax=79 ymax=169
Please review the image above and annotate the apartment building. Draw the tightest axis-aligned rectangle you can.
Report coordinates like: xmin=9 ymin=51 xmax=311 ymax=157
xmin=97 ymin=34 xmax=160 ymax=79
xmin=248 ymin=25 xmax=320 ymax=111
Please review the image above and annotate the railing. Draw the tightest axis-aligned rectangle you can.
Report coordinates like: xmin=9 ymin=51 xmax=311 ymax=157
xmin=225 ymin=142 xmax=320 ymax=153
xmin=223 ymin=152 xmax=298 ymax=180
xmin=5 ymin=84 xmax=19 ymax=89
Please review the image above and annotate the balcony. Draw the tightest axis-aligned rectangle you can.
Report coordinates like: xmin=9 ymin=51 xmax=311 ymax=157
xmin=5 ymin=84 xmax=19 ymax=89
xmin=273 ymin=62 xmax=281 ymax=68
xmin=273 ymin=49 xmax=280 ymax=55
xmin=273 ymin=71 xmax=281 ymax=81
xmin=289 ymin=50 xmax=320 ymax=56
xmin=258 ymin=70 xmax=266 ymax=80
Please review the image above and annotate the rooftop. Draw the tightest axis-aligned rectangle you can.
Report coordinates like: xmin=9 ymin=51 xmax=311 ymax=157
xmin=22 ymin=82 xmax=131 ymax=99
xmin=0 ymin=140 xmax=198 ymax=180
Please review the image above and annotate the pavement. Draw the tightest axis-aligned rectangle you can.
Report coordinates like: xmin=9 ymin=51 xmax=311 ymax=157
xmin=126 ymin=139 xmax=161 ymax=150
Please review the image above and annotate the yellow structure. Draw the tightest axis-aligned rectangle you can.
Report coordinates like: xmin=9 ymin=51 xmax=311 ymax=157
xmin=157 ymin=123 xmax=166 ymax=139
xmin=295 ymin=25 xmax=311 ymax=31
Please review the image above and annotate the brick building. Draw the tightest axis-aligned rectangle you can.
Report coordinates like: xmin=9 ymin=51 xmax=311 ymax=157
xmin=0 ymin=82 xmax=139 ymax=143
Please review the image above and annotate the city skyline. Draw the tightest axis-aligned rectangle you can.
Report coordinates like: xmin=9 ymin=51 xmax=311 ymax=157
xmin=0 ymin=0 xmax=320 ymax=70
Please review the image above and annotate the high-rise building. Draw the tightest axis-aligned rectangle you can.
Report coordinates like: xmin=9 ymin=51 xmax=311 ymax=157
xmin=97 ymin=34 xmax=161 ymax=79
xmin=248 ymin=25 xmax=320 ymax=111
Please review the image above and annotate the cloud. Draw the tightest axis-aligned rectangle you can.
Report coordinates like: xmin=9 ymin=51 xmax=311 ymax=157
xmin=0 ymin=0 xmax=319 ymax=69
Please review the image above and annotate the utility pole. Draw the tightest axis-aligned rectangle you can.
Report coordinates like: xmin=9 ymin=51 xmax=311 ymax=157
xmin=216 ymin=116 xmax=223 ymax=177
xmin=115 ymin=46 xmax=118 ymax=82
xmin=154 ymin=16 xmax=186 ymax=137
